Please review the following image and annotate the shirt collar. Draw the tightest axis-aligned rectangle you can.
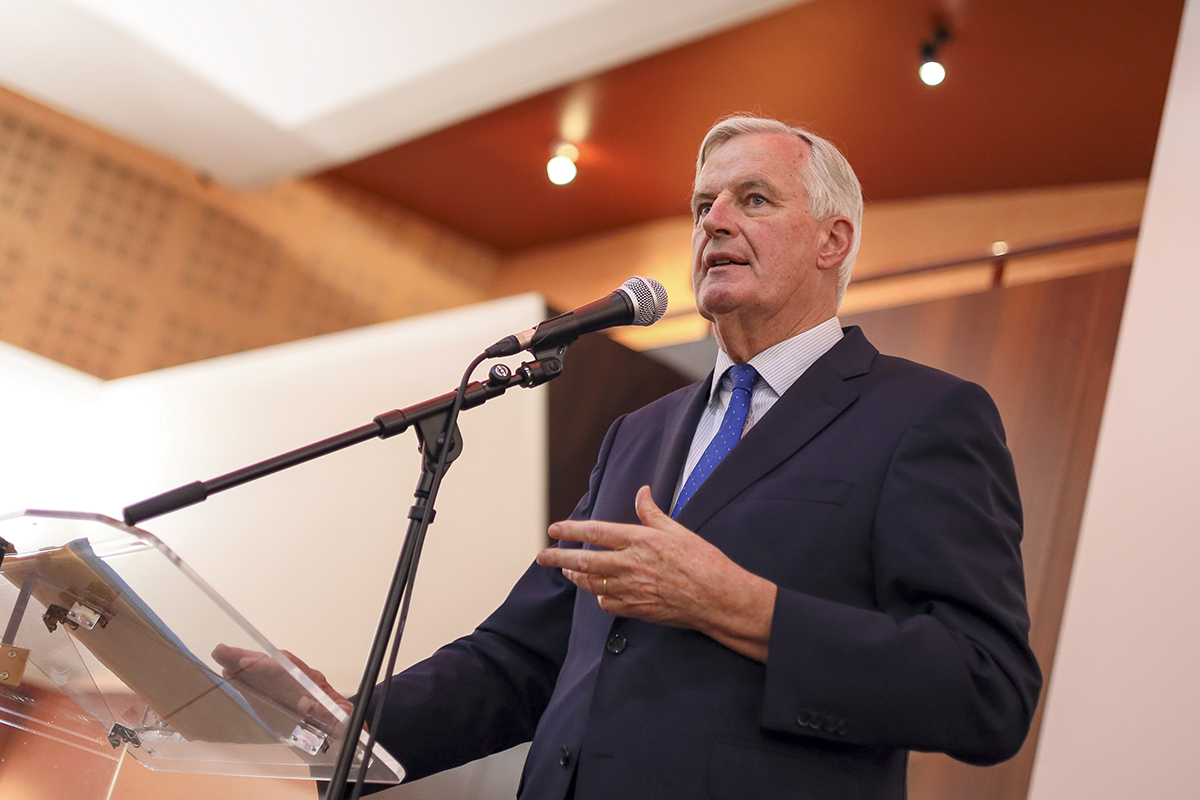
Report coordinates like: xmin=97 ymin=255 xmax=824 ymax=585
xmin=708 ymin=316 xmax=844 ymax=402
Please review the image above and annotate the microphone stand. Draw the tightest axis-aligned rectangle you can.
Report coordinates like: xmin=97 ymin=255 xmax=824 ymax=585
xmin=120 ymin=343 xmax=571 ymax=799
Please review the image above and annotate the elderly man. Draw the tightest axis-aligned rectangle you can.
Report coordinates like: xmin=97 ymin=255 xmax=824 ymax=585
xmin=225 ymin=115 xmax=1041 ymax=799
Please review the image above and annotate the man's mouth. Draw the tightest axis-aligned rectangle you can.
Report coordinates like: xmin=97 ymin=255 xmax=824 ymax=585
xmin=707 ymin=256 xmax=749 ymax=269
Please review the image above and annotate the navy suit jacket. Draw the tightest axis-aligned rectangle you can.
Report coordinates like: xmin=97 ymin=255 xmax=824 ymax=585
xmin=372 ymin=327 xmax=1042 ymax=800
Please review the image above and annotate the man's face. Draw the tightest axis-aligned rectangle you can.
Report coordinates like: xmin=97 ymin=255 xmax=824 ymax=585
xmin=691 ymin=132 xmax=840 ymax=335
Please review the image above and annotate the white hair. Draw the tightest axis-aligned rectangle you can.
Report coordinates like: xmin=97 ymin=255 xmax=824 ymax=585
xmin=696 ymin=116 xmax=863 ymax=306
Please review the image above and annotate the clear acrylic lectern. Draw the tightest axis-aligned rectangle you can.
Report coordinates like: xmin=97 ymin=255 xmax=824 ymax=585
xmin=0 ymin=509 xmax=403 ymax=799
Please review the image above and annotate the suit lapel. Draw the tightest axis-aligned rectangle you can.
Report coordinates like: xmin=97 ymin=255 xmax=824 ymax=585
xmin=647 ymin=377 xmax=711 ymax=512
xmin=674 ymin=327 xmax=877 ymax=533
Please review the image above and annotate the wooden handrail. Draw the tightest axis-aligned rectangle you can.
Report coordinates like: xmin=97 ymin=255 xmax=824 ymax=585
xmin=851 ymin=225 xmax=1140 ymax=286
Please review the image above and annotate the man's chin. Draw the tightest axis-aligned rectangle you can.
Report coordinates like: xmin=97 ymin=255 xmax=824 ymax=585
xmin=696 ymin=288 xmax=748 ymax=319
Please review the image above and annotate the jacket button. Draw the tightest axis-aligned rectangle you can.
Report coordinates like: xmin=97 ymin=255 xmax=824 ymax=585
xmin=559 ymin=745 xmax=571 ymax=766
xmin=796 ymin=711 xmax=811 ymax=727
xmin=605 ymin=633 xmax=627 ymax=654
xmin=836 ymin=719 xmax=848 ymax=736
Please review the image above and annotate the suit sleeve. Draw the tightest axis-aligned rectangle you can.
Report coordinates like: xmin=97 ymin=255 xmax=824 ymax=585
xmin=760 ymin=380 xmax=1042 ymax=764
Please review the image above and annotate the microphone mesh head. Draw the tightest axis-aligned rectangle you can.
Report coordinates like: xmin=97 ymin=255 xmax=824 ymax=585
xmin=622 ymin=276 xmax=669 ymax=326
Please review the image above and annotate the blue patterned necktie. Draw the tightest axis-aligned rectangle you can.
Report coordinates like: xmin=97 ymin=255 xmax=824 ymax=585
xmin=672 ymin=363 xmax=759 ymax=518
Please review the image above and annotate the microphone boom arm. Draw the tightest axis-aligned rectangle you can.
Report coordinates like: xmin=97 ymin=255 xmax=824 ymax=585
xmin=120 ymin=356 xmax=560 ymax=527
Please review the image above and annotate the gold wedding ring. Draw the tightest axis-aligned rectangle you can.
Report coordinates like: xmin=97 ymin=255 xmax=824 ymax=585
xmin=602 ymin=576 xmax=608 ymax=595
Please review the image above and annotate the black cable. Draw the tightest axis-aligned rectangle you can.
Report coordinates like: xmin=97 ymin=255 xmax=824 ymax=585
xmin=343 ymin=350 xmax=487 ymax=799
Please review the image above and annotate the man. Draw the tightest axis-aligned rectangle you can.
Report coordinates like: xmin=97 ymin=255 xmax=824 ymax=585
xmin=224 ymin=115 xmax=1041 ymax=799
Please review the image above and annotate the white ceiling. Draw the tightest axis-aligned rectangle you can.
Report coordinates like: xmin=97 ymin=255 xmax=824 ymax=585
xmin=0 ymin=0 xmax=800 ymax=187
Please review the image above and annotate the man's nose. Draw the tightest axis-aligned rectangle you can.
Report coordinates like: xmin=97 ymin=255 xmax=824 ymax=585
xmin=702 ymin=196 xmax=736 ymax=237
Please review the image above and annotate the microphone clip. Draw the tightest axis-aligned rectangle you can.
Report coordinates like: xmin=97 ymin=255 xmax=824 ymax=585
xmin=514 ymin=343 xmax=569 ymax=388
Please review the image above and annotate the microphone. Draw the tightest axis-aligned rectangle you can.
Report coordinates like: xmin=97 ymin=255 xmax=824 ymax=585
xmin=485 ymin=276 xmax=668 ymax=357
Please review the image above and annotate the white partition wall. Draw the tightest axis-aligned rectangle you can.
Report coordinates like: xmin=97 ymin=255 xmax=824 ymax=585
xmin=1027 ymin=1 xmax=1200 ymax=797
xmin=0 ymin=342 xmax=104 ymax=512
xmin=1 ymin=293 xmax=550 ymax=696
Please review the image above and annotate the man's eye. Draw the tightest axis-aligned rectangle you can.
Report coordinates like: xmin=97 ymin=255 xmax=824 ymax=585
xmin=748 ymin=194 xmax=767 ymax=206
xmin=695 ymin=203 xmax=712 ymax=218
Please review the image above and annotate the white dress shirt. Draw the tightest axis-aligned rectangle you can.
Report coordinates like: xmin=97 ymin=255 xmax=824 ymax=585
xmin=671 ymin=317 xmax=844 ymax=509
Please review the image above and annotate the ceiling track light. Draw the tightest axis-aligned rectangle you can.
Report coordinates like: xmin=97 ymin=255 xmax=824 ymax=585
xmin=919 ymin=25 xmax=951 ymax=86
xmin=547 ymin=141 xmax=580 ymax=185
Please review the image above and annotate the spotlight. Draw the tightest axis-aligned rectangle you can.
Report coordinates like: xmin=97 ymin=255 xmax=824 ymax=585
xmin=919 ymin=26 xmax=951 ymax=86
xmin=919 ymin=59 xmax=946 ymax=86
xmin=547 ymin=142 xmax=580 ymax=185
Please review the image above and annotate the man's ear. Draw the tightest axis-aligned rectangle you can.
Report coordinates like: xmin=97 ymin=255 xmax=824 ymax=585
xmin=816 ymin=218 xmax=854 ymax=271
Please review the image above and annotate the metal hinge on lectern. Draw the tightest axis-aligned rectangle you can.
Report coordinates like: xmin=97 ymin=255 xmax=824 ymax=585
xmin=108 ymin=723 xmax=142 ymax=749
xmin=43 ymin=601 xmax=108 ymax=634
xmin=288 ymin=723 xmax=330 ymax=756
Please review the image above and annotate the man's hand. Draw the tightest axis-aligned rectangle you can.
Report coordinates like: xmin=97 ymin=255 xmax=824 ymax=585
xmin=212 ymin=644 xmax=353 ymax=734
xmin=536 ymin=485 xmax=777 ymax=662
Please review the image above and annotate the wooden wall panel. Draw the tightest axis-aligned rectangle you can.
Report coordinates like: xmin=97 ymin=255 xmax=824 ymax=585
xmin=0 ymin=83 xmax=1145 ymax=382
xmin=495 ymin=182 xmax=1145 ymax=350
xmin=843 ymin=265 xmax=1131 ymax=800
xmin=0 ymin=87 xmax=500 ymax=379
